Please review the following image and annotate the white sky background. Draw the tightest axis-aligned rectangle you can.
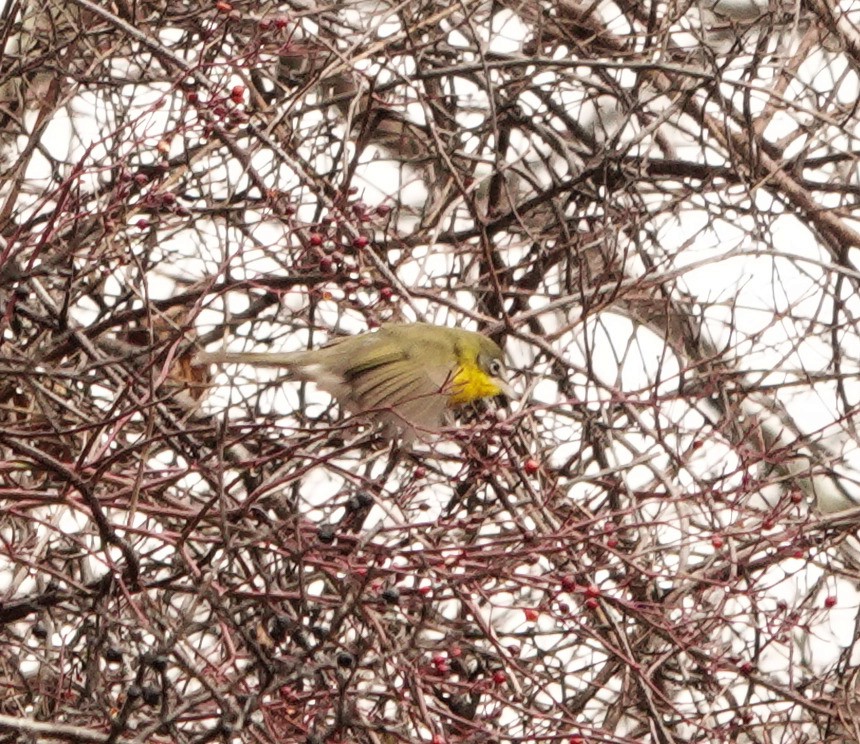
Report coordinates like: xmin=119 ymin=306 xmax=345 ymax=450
xmin=6 ymin=0 xmax=860 ymax=739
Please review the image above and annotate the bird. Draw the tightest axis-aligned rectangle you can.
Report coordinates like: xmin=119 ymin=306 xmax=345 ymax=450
xmin=196 ymin=322 xmax=513 ymax=438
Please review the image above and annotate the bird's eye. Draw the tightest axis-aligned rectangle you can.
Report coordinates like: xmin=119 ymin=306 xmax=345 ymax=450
xmin=487 ymin=359 xmax=503 ymax=376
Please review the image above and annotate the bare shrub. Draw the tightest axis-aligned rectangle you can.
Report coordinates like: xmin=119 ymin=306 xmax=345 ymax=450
xmin=2 ymin=1 xmax=860 ymax=742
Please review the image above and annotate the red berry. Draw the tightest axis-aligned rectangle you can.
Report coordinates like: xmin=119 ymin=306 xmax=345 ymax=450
xmin=569 ymin=737 xmax=585 ymax=744
xmin=186 ymin=90 xmax=198 ymax=103
xmin=353 ymin=236 xmax=369 ymax=249
xmin=492 ymin=670 xmax=506 ymax=685
xmin=414 ymin=466 xmax=426 ymax=479
xmin=136 ymin=218 xmax=150 ymax=229
xmin=379 ymin=286 xmax=393 ymax=301
xmin=560 ymin=576 xmax=576 ymax=592
xmin=230 ymin=85 xmax=245 ymax=103
xmin=711 ymin=536 xmax=724 ymax=549
xmin=418 ymin=586 xmax=431 ymax=595
xmin=215 ymin=1 xmax=232 ymax=11
xmin=825 ymin=595 xmax=837 ymax=608
xmin=274 ymin=16 xmax=289 ymax=29
xmin=585 ymin=598 xmax=599 ymax=610
xmin=606 ymin=537 xmax=618 ymax=549
xmin=432 ymin=736 xmax=445 ymax=744
xmin=309 ymin=232 xmax=324 ymax=246
xmin=523 ymin=608 xmax=539 ymax=622
xmin=584 ymin=584 xmax=600 ymax=598
xmin=524 ymin=458 xmax=540 ymax=475
xmin=319 ymin=256 xmax=334 ymax=273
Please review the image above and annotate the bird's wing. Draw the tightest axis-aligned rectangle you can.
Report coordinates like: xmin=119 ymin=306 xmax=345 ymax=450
xmin=322 ymin=338 xmax=450 ymax=429
xmin=353 ymin=360 xmax=449 ymax=432
xmin=346 ymin=355 xmax=440 ymax=408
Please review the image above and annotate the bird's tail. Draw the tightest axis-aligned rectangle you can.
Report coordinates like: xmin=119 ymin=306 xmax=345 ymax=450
xmin=195 ymin=350 xmax=308 ymax=369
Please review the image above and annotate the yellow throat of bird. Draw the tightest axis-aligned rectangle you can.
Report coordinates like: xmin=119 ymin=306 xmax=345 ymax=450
xmin=449 ymin=361 xmax=504 ymax=407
